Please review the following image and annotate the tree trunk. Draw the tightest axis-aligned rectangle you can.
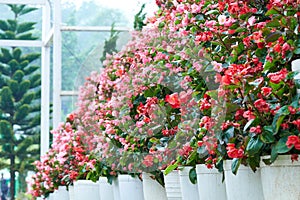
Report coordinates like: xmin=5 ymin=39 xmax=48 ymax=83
xmin=10 ymin=155 xmax=15 ymax=200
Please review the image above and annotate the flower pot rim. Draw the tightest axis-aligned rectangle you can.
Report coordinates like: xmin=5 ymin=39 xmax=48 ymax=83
xmin=74 ymin=180 xmax=99 ymax=185
xmin=118 ymin=174 xmax=141 ymax=182
xmin=195 ymin=164 xmax=221 ymax=174
xmin=292 ymin=59 xmax=300 ymax=71
xmin=260 ymin=155 xmax=300 ymax=167
xmin=223 ymin=160 xmax=260 ymax=171
xmin=178 ymin=166 xmax=193 ymax=176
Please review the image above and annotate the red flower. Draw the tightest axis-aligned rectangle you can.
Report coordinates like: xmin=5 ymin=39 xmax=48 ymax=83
xmin=254 ymin=99 xmax=270 ymax=112
xmin=261 ymin=87 xmax=272 ymax=96
xmin=226 ymin=143 xmax=244 ymax=158
xmin=250 ymin=126 xmax=262 ymax=135
xmin=267 ymin=68 xmax=288 ymax=84
xmin=288 ymin=106 xmax=297 ymax=115
xmin=281 ymin=123 xmax=289 ymax=130
xmin=286 ymin=135 xmax=300 ymax=149
xmin=67 ymin=113 xmax=75 ymax=122
xmin=243 ymin=110 xmax=256 ymax=120
xmin=292 ymin=119 xmax=300 ymax=131
xmin=178 ymin=144 xmax=193 ymax=158
xmin=165 ymin=93 xmax=180 ymax=109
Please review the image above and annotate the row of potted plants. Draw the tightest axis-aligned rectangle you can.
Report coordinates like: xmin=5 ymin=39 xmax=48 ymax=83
xmin=30 ymin=0 xmax=300 ymax=199
xmin=36 ymin=158 xmax=300 ymax=200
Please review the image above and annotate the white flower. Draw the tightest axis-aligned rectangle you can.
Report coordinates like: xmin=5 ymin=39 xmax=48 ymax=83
xmin=218 ymin=15 xmax=227 ymax=25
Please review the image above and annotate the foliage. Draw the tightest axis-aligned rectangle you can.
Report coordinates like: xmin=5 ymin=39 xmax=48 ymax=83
xmin=154 ymin=0 xmax=300 ymax=173
xmin=134 ymin=4 xmax=147 ymax=31
xmin=30 ymin=0 xmax=300 ymax=192
xmin=0 ymin=4 xmax=41 ymax=198
xmin=100 ymin=23 xmax=119 ymax=64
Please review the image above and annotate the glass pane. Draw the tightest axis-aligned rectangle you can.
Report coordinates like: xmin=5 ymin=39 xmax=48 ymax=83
xmin=61 ymin=31 xmax=131 ymax=91
xmin=61 ymin=95 xmax=77 ymax=121
xmin=0 ymin=4 xmax=42 ymax=39
xmin=61 ymin=0 xmax=157 ymax=27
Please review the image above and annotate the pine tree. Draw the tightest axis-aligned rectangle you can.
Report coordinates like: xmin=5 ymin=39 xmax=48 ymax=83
xmin=0 ymin=5 xmax=41 ymax=199
xmin=133 ymin=4 xmax=146 ymax=31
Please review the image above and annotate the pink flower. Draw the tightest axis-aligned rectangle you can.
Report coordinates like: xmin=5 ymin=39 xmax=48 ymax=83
xmin=248 ymin=16 xmax=256 ymax=26
xmin=212 ymin=61 xmax=223 ymax=72
xmin=143 ymin=155 xmax=154 ymax=167
xmin=191 ymin=4 xmax=201 ymax=13
xmin=243 ymin=110 xmax=256 ymax=120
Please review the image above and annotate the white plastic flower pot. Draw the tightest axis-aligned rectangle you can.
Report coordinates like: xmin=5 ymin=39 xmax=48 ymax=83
xmin=261 ymin=155 xmax=300 ymax=200
xmin=99 ymin=177 xmax=114 ymax=200
xmin=46 ymin=193 xmax=54 ymax=200
xmin=224 ymin=160 xmax=264 ymax=200
xmin=196 ymin=164 xmax=227 ymax=200
xmin=68 ymin=185 xmax=74 ymax=200
xmin=117 ymin=175 xmax=144 ymax=200
xmin=292 ymin=59 xmax=300 ymax=94
xmin=112 ymin=177 xmax=120 ymax=200
xmin=163 ymin=170 xmax=183 ymax=200
xmin=142 ymin=172 xmax=167 ymax=200
xmin=179 ymin=167 xmax=199 ymax=200
xmin=73 ymin=180 xmax=100 ymax=200
xmin=53 ymin=186 xmax=69 ymax=200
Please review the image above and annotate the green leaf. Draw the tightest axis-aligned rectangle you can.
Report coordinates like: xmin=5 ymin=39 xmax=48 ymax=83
xmin=260 ymin=126 xmax=275 ymax=143
xmin=197 ymin=146 xmax=208 ymax=158
xmin=24 ymin=65 xmax=39 ymax=75
xmin=189 ymin=168 xmax=197 ymax=184
xmin=16 ymin=33 xmax=37 ymax=40
xmin=17 ymin=22 xmax=36 ymax=34
xmin=294 ymin=48 xmax=300 ymax=55
xmin=231 ymin=158 xmax=241 ymax=175
xmin=270 ymin=147 xmax=278 ymax=163
xmin=274 ymin=136 xmax=292 ymax=154
xmin=272 ymin=106 xmax=289 ymax=134
xmin=243 ymin=119 xmax=255 ymax=132
xmin=7 ymin=19 xmax=17 ymax=31
xmin=164 ymin=163 xmax=178 ymax=175
xmin=13 ymin=48 xmax=22 ymax=60
xmin=0 ymin=120 xmax=12 ymax=136
xmin=19 ymin=7 xmax=38 ymax=16
xmin=266 ymin=8 xmax=279 ymax=16
xmin=235 ymin=27 xmax=248 ymax=33
xmin=205 ymin=10 xmax=219 ymax=15
xmin=12 ymin=70 xmax=24 ymax=83
xmin=21 ymin=93 xmax=35 ymax=104
xmin=266 ymin=19 xmax=281 ymax=27
xmin=0 ymin=87 xmax=14 ymax=111
xmin=265 ymin=31 xmax=282 ymax=43
xmin=247 ymin=156 xmax=260 ymax=172
xmin=0 ymin=20 xmax=9 ymax=31
xmin=246 ymin=137 xmax=264 ymax=155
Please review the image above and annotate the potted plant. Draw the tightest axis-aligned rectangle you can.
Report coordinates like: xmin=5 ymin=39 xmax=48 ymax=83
xmin=154 ymin=0 xmax=299 ymax=199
